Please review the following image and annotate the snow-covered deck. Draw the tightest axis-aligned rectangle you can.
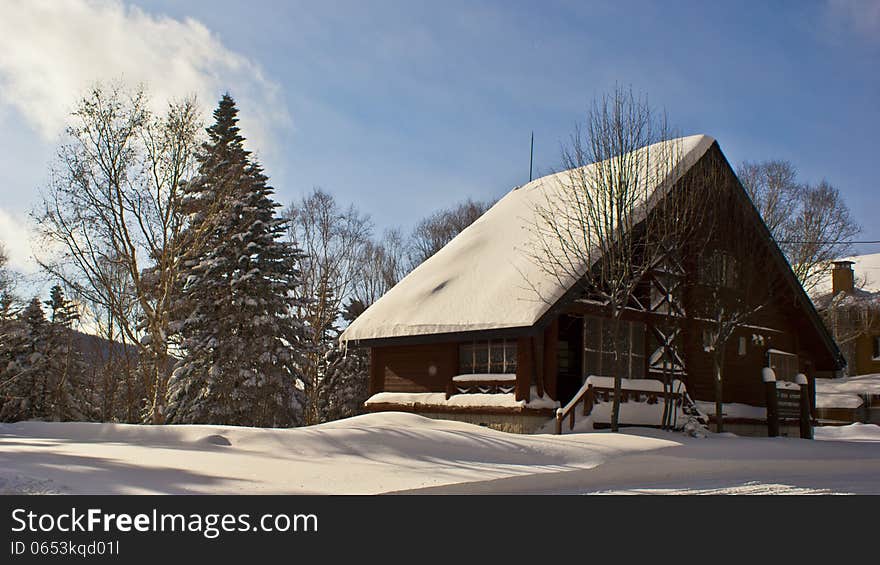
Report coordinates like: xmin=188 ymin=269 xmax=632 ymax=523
xmin=365 ymin=386 xmax=559 ymax=414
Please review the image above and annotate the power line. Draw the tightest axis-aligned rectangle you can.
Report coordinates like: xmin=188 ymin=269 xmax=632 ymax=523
xmin=777 ymin=240 xmax=880 ymax=245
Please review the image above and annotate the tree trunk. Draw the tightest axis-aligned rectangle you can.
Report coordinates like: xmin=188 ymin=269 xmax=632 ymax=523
xmin=713 ymin=355 xmax=724 ymax=433
xmin=610 ymin=314 xmax=622 ymax=433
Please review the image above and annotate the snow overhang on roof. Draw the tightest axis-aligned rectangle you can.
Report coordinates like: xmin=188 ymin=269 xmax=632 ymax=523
xmin=341 ymin=134 xmax=716 ymax=344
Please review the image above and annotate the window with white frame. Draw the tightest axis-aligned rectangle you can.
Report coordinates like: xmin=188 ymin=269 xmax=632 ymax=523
xmin=459 ymin=340 xmax=517 ymax=374
xmin=583 ymin=316 xmax=646 ymax=379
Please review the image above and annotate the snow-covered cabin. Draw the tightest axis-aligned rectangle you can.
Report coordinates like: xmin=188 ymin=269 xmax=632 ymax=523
xmin=342 ymin=135 xmax=844 ymax=433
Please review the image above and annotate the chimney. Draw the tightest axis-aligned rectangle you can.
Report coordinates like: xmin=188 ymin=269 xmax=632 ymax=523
xmin=832 ymin=260 xmax=855 ymax=294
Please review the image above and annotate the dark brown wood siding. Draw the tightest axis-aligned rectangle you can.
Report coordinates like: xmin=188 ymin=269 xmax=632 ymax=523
xmin=516 ymin=336 xmax=532 ymax=401
xmin=370 ymin=343 xmax=458 ymax=393
xmin=543 ymin=320 xmax=559 ymax=400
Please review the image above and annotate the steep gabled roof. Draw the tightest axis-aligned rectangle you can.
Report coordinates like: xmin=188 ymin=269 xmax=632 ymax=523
xmin=342 ymin=134 xmax=715 ymax=343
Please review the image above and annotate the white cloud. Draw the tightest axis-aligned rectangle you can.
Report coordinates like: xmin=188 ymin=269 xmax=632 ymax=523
xmin=0 ymin=0 xmax=289 ymax=151
xmin=0 ymin=207 xmax=36 ymax=273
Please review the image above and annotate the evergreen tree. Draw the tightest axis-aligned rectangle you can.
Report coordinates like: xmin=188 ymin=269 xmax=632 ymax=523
xmin=44 ymin=285 xmax=91 ymax=421
xmin=0 ymin=292 xmax=90 ymax=422
xmin=309 ymin=298 xmax=369 ymax=423
xmin=316 ymin=332 xmax=369 ymax=423
xmin=166 ymin=95 xmax=308 ymax=427
xmin=0 ymin=298 xmax=48 ymax=421
xmin=45 ymin=284 xmax=79 ymax=327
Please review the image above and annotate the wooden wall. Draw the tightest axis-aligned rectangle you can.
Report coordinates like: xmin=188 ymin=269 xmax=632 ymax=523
xmin=368 ymin=326 xmax=561 ymax=401
xmin=369 ymin=343 xmax=458 ymax=394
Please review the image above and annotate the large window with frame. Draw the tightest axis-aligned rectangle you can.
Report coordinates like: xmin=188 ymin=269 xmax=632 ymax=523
xmin=583 ymin=316 xmax=646 ymax=379
xmin=767 ymin=349 xmax=799 ymax=382
xmin=699 ymin=250 xmax=739 ymax=289
xmin=459 ymin=340 xmax=517 ymax=374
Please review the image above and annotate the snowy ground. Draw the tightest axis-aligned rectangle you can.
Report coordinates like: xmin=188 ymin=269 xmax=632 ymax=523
xmin=1 ymin=413 xmax=878 ymax=495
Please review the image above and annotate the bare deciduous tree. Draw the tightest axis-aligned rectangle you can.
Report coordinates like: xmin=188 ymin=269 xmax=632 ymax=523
xmin=34 ymin=83 xmax=200 ymax=423
xmin=738 ymin=161 xmax=860 ymax=293
xmin=409 ymin=198 xmax=494 ymax=268
xmin=526 ymin=86 xmax=698 ymax=431
xmin=686 ymin=155 xmax=786 ymax=432
xmin=818 ymin=289 xmax=880 ymax=375
xmin=353 ymin=228 xmax=409 ymax=311
xmin=285 ymin=188 xmax=373 ymax=425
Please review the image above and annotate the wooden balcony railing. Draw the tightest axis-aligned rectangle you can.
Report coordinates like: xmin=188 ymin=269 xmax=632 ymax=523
xmin=555 ymin=377 xmax=685 ymax=434
xmin=555 ymin=381 xmax=595 ymax=434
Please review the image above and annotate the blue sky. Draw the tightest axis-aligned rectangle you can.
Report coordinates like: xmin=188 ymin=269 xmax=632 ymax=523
xmin=0 ymin=0 xmax=878 ymax=276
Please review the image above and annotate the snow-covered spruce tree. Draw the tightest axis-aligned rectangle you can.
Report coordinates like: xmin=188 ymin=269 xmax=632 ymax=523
xmin=0 ymin=292 xmax=91 ymax=422
xmin=314 ymin=299 xmax=370 ymax=422
xmin=166 ymin=94 xmax=307 ymax=427
xmin=44 ymin=285 xmax=93 ymax=421
xmin=0 ymin=298 xmax=46 ymax=421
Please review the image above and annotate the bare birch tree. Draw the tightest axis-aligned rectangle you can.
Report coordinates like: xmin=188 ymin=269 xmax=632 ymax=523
xmin=819 ymin=290 xmax=880 ymax=374
xmin=285 ymin=189 xmax=373 ymax=424
xmin=34 ymin=84 xmax=200 ymax=423
xmin=738 ymin=161 xmax=860 ymax=294
xmin=409 ymin=198 xmax=494 ymax=268
xmin=526 ymin=86 xmax=699 ymax=431
xmin=352 ymin=228 xmax=409 ymax=311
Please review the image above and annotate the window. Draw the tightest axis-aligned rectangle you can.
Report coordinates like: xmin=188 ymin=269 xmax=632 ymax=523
xmin=767 ymin=349 xmax=798 ymax=382
xmin=873 ymin=336 xmax=880 ymax=361
xmin=738 ymin=336 xmax=747 ymax=357
xmin=699 ymin=251 xmax=739 ymax=288
xmin=459 ymin=340 xmax=517 ymax=374
xmin=583 ymin=316 xmax=646 ymax=379
xmin=702 ymin=329 xmax=716 ymax=352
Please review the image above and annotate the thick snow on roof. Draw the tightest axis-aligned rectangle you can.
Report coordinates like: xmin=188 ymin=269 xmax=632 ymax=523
xmin=343 ymin=134 xmax=716 ymax=342
xmin=811 ymin=252 xmax=880 ymax=298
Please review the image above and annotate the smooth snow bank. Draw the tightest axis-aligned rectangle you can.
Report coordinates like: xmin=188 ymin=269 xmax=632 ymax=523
xmin=365 ymin=386 xmax=558 ymax=410
xmin=0 ymin=413 xmax=676 ymax=495
xmin=815 ymin=374 xmax=880 ymax=409
xmin=342 ymin=135 xmax=715 ymax=342
xmin=815 ymin=423 xmax=880 ymax=442
xmin=401 ymin=427 xmax=880 ymax=495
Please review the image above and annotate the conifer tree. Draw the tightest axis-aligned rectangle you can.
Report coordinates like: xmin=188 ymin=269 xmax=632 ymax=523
xmin=0 ymin=292 xmax=90 ymax=422
xmin=166 ymin=95 xmax=307 ymax=427
xmin=0 ymin=298 xmax=51 ymax=421
xmin=44 ymin=285 xmax=90 ymax=421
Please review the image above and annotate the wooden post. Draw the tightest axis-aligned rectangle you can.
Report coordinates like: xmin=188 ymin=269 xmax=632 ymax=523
xmin=583 ymin=384 xmax=593 ymax=416
xmin=555 ymin=412 xmax=562 ymax=435
xmin=763 ymin=367 xmax=779 ymax=437
xmin=796 ymin=373 xmax=812 ymax=440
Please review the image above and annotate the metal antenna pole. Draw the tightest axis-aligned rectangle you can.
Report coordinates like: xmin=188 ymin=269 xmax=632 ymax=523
xmin=529 ymin=131 xmax=534 ymax=182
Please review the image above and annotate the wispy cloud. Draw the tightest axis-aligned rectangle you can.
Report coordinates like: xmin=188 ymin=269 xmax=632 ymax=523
xmin=825 ymin=0 xmax=880 ymax=42
xmin=0 ymin=0 xmax=289 ymax=151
